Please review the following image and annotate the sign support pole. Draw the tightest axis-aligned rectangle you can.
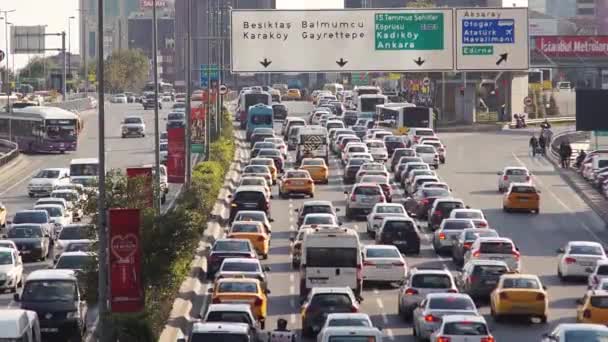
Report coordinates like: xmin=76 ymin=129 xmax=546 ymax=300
xmin=152 ymin=0 xmax=162 ymax=214
xmin=62 ymin=32 xmax=67 ymax=100
xmin=185 ymin=0 xmax=192 ymax=187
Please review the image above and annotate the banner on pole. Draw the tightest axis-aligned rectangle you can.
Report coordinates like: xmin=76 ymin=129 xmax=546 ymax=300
xmin=109 ymin=208 xmax=144 ymax=313
xmin=167 ymin=127 xmax=185 ymax=183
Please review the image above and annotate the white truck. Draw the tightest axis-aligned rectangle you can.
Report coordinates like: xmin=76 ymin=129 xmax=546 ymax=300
xmin=0 ymin=309 xmax=41 ymax=342
xmin=295 ymin=126 xmax=329 ymax=166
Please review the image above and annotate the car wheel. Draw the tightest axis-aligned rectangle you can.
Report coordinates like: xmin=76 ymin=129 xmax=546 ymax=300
xmin=28 ymin=192 xmax=34 ymax=198
xmin=535 ymin=208 xmax=540 ymax=214
xmin=540 ymin=315 xmax=548 ymax=324
xmin=309 ymin=192 xmax=314 ymax=198
xmin=557 ymin=267 xmax=564 ymax=280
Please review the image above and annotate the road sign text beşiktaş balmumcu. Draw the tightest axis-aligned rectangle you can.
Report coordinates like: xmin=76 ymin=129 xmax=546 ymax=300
xmin=231 ymin=9 xmax=454 ymax=73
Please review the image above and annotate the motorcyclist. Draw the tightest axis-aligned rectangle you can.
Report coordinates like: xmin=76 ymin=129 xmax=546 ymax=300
xmin=269 ymin=318 xmax=296 ymax=342
xmin=529 ymin=135 xmax=539 ymax=156
xmin=540 ymin=119 xmax=552 ymax=130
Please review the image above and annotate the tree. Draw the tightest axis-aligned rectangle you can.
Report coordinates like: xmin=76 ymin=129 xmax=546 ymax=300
xmin=104 ymin=49 xmax=149 ymax=93
xmin=406 ymin=0 xmax=435 ymax=7
xmin=18 ymin=56 xmax=56 ymax=79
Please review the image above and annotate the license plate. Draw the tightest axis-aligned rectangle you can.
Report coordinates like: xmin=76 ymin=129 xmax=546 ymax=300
xmin=21 ymin=250 xmax=30 ymax=254
xmin=41 ymin=328 xmax=59 ymax=332
xmin=519 ymin=198 xmax=528 ymax=201
xmin=394 ymin=240 xmax=406 ymax=244
xmin=490 ymin=257 xmax=503 ymax=261
xmin=293 ymin=181 xmax=305 ymax=185
xmin=362 ymin=198 xmax=374 ymax=203
xmin=580 ymin=262 xmax=595 ymax=266
xmin=485 ymin=280 xmax=497 ymax=285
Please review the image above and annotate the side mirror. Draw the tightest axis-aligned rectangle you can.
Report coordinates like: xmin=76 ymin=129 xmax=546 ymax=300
xmin=294 ymin=208 xmax=299 ymax=212
xmin=576 ymin=298 xmax=583 ymax=305
xmin=465 ymin=205 xmax=471 ymax=209
xmin=585 ymin=267 xmax=594 ymax=273
xmin=537 ymin=190 xmax=542 ymax=193
xmin=356 ymin=296 xmax=364 ymax=303
xmin=556 ymin=248 xmax=565 ymax=254
xmin=207 ymin=288 xmax=213 ymax=293
xmin=338 ymin=221 xmax=343 ymax=226
xmin=270 ymin=195 xmax=274 ymax=199
xmin=335 ymin=208 xmax=340 ymax=212
xmin=227 ymin=194 xmax=232 ymax=198
xmin=344 ymin=191 xmax=348 ymax=195
xmin=264 ymin=266 xmax=271 ymax=272
xmin=265 ymin=289 xmax=271 ymax=294
xmin=543 ymin=285 xmax=548 ymax=290
xmin=13 ymin=293 xmax=19 ymax=302
xmin=289 ymin=237 xmax=294 ymax=242
xmin=269 ymin=218 xmax=275 ymax=223
xmin=497 ymin=172 xmax=502 ymax=175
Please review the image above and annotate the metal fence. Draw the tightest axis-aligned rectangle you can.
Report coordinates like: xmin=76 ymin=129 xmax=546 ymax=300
xmin=0 ymin=139 xmax=19 ymax=168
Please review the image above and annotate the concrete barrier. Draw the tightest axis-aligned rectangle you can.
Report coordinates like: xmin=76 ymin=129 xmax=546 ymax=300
xmin=0 ymin=139 xmax=19 ymax=168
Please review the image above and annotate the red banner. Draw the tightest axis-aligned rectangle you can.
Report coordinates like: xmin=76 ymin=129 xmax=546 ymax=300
xmin=535 ymin=36 xmax=608 ymax=57
xmin=109 ymin=208 xmax=143 ymax=313
xmin=126 ymin=167 xmax=154 ymax=207
xmin=191 ymin=106 xmax=206 ymax=121
xmin=167 ymin=127 xmax=185 ymax=183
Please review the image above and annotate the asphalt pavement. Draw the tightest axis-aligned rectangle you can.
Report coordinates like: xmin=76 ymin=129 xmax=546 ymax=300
xmin=236 ymin=101 xmax=608 ymax=341
xmin=0 ymin=100 xmax=182 ymax=311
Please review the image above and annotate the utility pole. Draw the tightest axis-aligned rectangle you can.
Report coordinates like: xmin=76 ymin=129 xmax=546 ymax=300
xmin=68 ymin=16 xmax=75 ymax=96
xmin=205 ymin=0 xmax=211 ymax=160
xmin=78 ymin=6 xmax=89 ymax=94
xmin=96 ymin=0 xmax=109 ymax=341
xmin=152 ymin=0 xmax=162 ymax=214
xmin=185 ymin=0 xmax=192 ymax=187
xmin=61 ymin=32 xmax=67 ymax=100
xmin=0 ymin=9 xmax=15 ymax=111
xmin=215 ymin=0 xmax=221 ymax=139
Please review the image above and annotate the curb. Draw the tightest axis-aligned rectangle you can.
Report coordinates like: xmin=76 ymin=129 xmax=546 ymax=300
xmin=158 ymin=132 xmax=248 ymax=342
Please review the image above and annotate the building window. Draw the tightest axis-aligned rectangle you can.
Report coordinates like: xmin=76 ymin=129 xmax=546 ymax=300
xmin=577 ymin=7 xmax=595 ymax=14
xmin=89 ymin=32 xmax=96 ymax=57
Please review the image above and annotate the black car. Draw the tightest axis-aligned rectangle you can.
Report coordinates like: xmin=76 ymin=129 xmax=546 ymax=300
xmin=272 ymin=103 xmax=288 ymax=120
xmin=15 ymin=269 xmax=87 ymax=341
xmin=384 ymin=136 xmax=407 ymax=157
xmin=165 ymin=112 xmax=186 ymax=130
xmin=456 ymin=260 xmax=509 ymax=299
xmin=343 ymin=158 xmax=369 ymax=184
xmin=251 ymin=142 xmax=276 ymax=158
xmin=395 ymin=158 xmax=424 ymax=183
xmin=428 ymin=200 xmax=466 ymax=231
xmin=6 ymin=224 xmax=51 ymax=261
xmin=404 ymin=187 xmax=451 ymax=219
xmin=390 ymin=148 xmax=416 ymax=172
xmin=250 ymin=132 xmax=275 ymax=147
xmin=142 ymin=93 xmax=162 ymax=110
xmin=301 ymin=289 xmax=359 ymax=337
xmin=376 ymin=218 xmax=420 ymax=254
xmin=206 ymin=238 xmax=257 ymax=278
xmin=228 ymin=188 xmax=271 ymax=222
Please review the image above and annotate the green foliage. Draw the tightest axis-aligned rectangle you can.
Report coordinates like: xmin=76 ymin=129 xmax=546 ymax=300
xmin=18 ymin=56 xmax=57 ymax=79
xmin=108 ymin=313 xmax=156 ymax=342
xmin=104 ymin=49 xmax=150 ymax=93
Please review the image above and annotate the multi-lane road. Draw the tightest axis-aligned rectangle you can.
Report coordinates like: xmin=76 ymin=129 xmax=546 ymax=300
xmin=221 ymin=101 xmax=608 ymax=341
xmin=0 ymin=101 xmax=183 ymax=309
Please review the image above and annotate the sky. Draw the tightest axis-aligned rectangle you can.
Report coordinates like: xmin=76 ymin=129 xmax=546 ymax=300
xmin=0 ymin=0 xmax=80 ymax=71
xmin=275 ymin=0 xmax=344 ymax=9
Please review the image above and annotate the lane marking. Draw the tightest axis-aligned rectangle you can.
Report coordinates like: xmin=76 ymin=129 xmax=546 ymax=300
xmin=289 ymin=216 xmax=293 ymax=223
xmin=289 ymin=285 xmax=295 ymax=294
xmin=0 ymin=169 xmax=40 ymax=197
xmin=289 ymin=273 xmax=294 ymax=282
xmin=386 ymin=328 xmax=395 ymax=341
xmin=290 ymin=314 xmax=296 ymax=324
xmin=376 ymin=298 xmax=384 ymax=309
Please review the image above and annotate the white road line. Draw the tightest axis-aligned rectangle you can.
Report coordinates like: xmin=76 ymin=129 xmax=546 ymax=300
xmin=290 ymin=273 xmax=295 ymax=282
xmin=289 ymin=216 xmax=293 ymax=223
xmin=290 ymin=314 xmax=296 ymax=324
xmin=0 ymin=169 xmax=39 ymax=197
xmin=376 ymin=298 xmax=384 ymax=309
xmin=289 ymin=285 xmax=295 ymax=294
xmin=290 ymin=225 xmax=295 ymax=231
xmin=386 ymin=329 xmax=395 ymax=341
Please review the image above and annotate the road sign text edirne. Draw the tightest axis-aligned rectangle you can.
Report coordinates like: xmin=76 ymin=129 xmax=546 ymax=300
xmin=231 ymin=9 xmax=454 ymax=73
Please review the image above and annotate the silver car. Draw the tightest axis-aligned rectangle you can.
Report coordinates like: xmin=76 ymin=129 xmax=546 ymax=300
xmin=413 ymin=144 xmax=439 ymax=169
xmin=413 ymin=293 xmax=479 ymax=340
xmin=345 ymin=183 xmax=386 ymax=218
xmin=432 ymin=219 xmax=475 ymax=254
xmin=497 ymin=166 xmax=531 ymax=192
xmin=397 ymin=268 xmax=459 ymax=320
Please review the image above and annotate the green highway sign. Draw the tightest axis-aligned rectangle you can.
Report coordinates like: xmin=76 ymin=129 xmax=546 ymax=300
xmin=595 ymin=131 xmax=608 ymax=137
xmin=374 ymin=13 xmax=444 ymax=50
xmin=352 ymin=73 xmax=369 ymax=86
xmin=463 ymin=46 xmax=494 ymax=55
xmin=191 ymin=143 xmax=205 ymax=153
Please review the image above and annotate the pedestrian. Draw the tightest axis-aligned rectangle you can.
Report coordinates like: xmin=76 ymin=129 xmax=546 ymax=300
xmin=576 ymin=149 xmax=587 ymax=169
xmin=538 ymin=134 xmax=546 ymax=156
xmin=529 ymin=135 xmax=539 ymax=157
xmin=565 ymin=140 xmax=573 ymax=168
xmin=559 ymin=141 xmax=570 ymax=168
xmin=269 ymin=318 xmax=297 ymax=342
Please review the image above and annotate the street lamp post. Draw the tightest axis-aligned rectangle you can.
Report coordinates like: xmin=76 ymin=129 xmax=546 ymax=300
xmin=68 ymin=16 xmax=75 ymax=98
xmin=0 ymin=9 xmax=16 ymax=114
xmin=152 ymin=0 xmax=162 ymax=214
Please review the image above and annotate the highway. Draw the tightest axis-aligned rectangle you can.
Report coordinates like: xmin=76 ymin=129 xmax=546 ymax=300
xmin=235 ymin=101 xmax=608 ymax=341
xmin=0 ymin=101 xmax=183 ymax=309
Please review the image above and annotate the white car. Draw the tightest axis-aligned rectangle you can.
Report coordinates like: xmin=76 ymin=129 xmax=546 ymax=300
xmin=0 ymin=247 xmax=23 ymax=293
xmin=111 ymin=94 xmax=127 ymax=103
xmin=449 ymin=209 xmax=486 ymax=221
xmin=541 ymin=323 xmax=608 ymax=342
xmin=498 ymin=166 xmax=531 ymax=192
xmin=342 ymin=143 xmax=369 ymax=165
xmin=0 ymin=240 xmax=18 ymax=252
xmin=50 ymin=189 xmax=84 ymax=220
xmin=264 ymin=138 xmax=287 ymax=159
xmin=239 ymin=176 xmax=272 ymax=200
xmin=53 ymin=224 xmax=92 ymax=262
xmin=362 ymin=245 xmax=407 ymax=285
xmin=35 ymin=198 xmax=73 ymax=222
xmin=299 ymin=213 xmax=339 ymax=230
xmin=430 ymin=315 xmax=493 ymax=342
xmin=413 ymin=144 xmax=439 ymax=169
xmin=365 ymin=140 xmax=389 ymax=162
xmin=464 ymin=237 xmax=522 ymax=273
xmin=33 ymin=204 xmax=71 ymax=228
xmin=557 ymin=241 xmax=608 ymax=279
xmin=366 ymin=203 xmax=408 ymax=237
xmin=160 ymin=142 xmax=168 ymax=164
xmin=215 ymin=258 xmax=269 ymax=283
xmin=27 ymin=168 xmax=70 ymax=197
xmin=121 ymin=116 xmax=146 ymax=138
xmin=317 ymin=313 xmax=374 ymax=342
xmin=422 ymin=140 xmax=447 ymax=164
xmin=588 ymin=259 xmax=608 ymax=289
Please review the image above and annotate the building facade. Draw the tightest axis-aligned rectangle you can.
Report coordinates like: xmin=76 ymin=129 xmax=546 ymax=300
xmin=128 ymin=15 xmax=176 ymax=83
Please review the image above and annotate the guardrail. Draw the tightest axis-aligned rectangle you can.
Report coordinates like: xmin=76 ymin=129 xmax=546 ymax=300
xmin=509 ymin=116 xmax=575 ymax=128
xmin=0 ymin=139 xmax=19 ymax=168
xmin=549 ymin=128 xmax=589 ymax=163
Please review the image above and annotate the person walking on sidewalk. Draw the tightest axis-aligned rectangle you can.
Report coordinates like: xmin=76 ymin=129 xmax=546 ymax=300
xmin=539 ymin=134 xmax=547 ymax=156
xmin=529 ymin=135 xmax=539 ymax=157
xmin=559 ymin=140 xmax=571 ymax=168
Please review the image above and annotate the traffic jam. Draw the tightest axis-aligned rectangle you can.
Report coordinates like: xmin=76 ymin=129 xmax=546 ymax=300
xmin=183 ymin=85 xmax=608 ymax=342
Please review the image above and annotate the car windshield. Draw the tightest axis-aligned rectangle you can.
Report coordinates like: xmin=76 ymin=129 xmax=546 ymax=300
xmin=443 ymin=220 xmax=474 ymax=230
xmin=303 ymin=216 xmax=335 ymax=225
xmin=443 ymin=322 xmax=488 ymax=335
xmin=366 ymin=248 xmax=400 ymax=258
xmin=124 ymin=117 xmax=142 ymax=124
xmin=56 ymin=255 xmax=94 ymax=270
xmin=416 ymin=146 xmax=436 ymax=154
xmin=222 ymin=262 xmax=260 ymax=272
xmin=429 ymin=297 xmax=475 ymax=310
xmin=8 ymin=226 xmax=43 ymax=238
xmin=231 ymin=224 xmax=261 ymax=233
xmin=0 ymin=251 xmax=13 ymax=265
xmin=564 ymin=330 xmax=608 ymax=341
xmin=66 ymin=242 xmax=93 ymax=252
xmin=502 ymin=278 xmax=540 ymax=289
xmin=168 ymin=113 xmax=185 ymax=121
xmin=244 ymin=166 xmax=269 ymax=174
xmin=258 ymin=149 xmax=281 ymax=157
xmin=13 ymin=212 xmax=47 ymax=224
xmin=327 ymin=318 xmax=371 ymax=327
xmin=570 ymin=245 xmax=604 ymax=255
xmin=35 ymin=170 xmax=60 ymax=179
xmin=354 ymin=186 xmax=381 ymax=195
xmin=411 ymin=274 xmax=451 ymax=288
xmin=234 ymin=213 xmax=265 ymax=222
xmin=472 ymin=265 xmax=508 ymax=276
xmin=37 ymin=207 xmax=62 ymax=217
xmin=286 ymin=171 xmax=309 ymax=179
xmin=218 ymin=282 xmax=258 ymax=293
xmin=376 ymin=206 xmax=404 ymax=214
xmin=59 ymin=227 xmax=89 ymax=240
xmin=22 ymin=280 xmax=76 ymax=302
xmin=213 ymin=240 xmax=249 ymax=252
xmin=302 ymin=205 xmax=332 ymax=215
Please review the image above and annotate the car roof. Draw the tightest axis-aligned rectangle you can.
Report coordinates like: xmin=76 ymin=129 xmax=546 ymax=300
xmin=381 ymin=216 xmax=414 ymax=223
xmin=51 ymin=189 xmax=78 ymax=193
xmin=58 ymin=251 xmax=96 ymax=257
xmin=434 ymin=198 xmax=464 ymax=203
xmin=235 ymin=186 xmax=267 ymax=193
xmin=27 ymin=269 xmax=76 ymax=281
xmin=590 ymin=290 xmax=608 ymax=296
xmin=326 ymin=313 xmax=371 ymax=320
xmin=303 ymin=213 xmax=335 ymax=218
xmin=364 ymin=244 xmax=399 ymax=251
xmin=410 ymin=268 xmax=451 ymax=275
xmin=557 ymin=323 xmax=608 ymax=331
xmin=37 ymin=167 xmax=68 ymax=172
xmin=303 ymin=200 xmax=333 ymax=207
xmin=0 ymin=247 xmax=15 ymax=253
xmin=232 ymin=220 xmax=263 ymax=226
xmin=374 ymin=203 xmax=403 ymax=208
xmin=426 ymin=293 xmax=471 ymax=300
xmin=353 ymin=182 xmax=382 ymax=188
xmin=500 ymin=273 xmax=540 ymax=281
xmin=476 ymin=237 xmax=514 ymax=243
xmin=568 ymin=241 xmax=603 ymax=247
xmin=321 ymin=326 xmax=381 ymax=335
xmin=221 ymin=258 xmax=260 ymax=264
xmin=503 ymin=166 xmax=528 ymax=170
xmin=34 ymin=204 xmax=63 ymax=209
xmin=464 ymin=259 xmax=508 ymax=267
xmin=216 ymin=277 xmax=260 ymax=285
xmin=207 ymin=303 xmax=252 ymax=312
xmin=234 ymin=210 xmax=267 ymax=217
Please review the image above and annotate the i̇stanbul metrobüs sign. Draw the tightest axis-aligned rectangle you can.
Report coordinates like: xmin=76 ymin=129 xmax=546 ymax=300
xmin=231 ymin=9 xmax=454 ymax=73
xmin=534 ymin=36 xmax=608 ymax=57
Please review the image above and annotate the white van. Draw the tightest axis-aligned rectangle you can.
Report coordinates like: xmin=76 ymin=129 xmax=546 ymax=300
xmin=318 ymin=326 xmax=383 ymax=342
xmin=69 ymin=158 xmax=99 ymax=189
xmin=300 ymin=227 xmax=362 ymax=299
xmin=0 ymin=309 xmax=41 ymax=342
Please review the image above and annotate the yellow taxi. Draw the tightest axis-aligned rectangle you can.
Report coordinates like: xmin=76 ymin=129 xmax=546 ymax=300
xmin=209 ymin=277 xmax=269 ymax=329
xmin=227 ymin=221 xmax=270 ymax=259
xmin=490 ymin=273 xmax=548 ymax=323
xmin=503 ymin=183 xmax=540 ymax=214
xmin=285 ymin=89 xmax=301 ymax=101
xmin=249 ymin=158 xmax=278 ymax=184
xmin=299 ymin=158 xmax=329 ymax=184
xmin=279 ymin=169 xmax=315 ymax=199
xmin=577 ymin=290 xmax=608 ymax=324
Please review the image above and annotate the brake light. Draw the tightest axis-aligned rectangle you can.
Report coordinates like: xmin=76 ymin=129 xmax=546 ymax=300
xmin=392 ymin=261 xmax=405 ymax=266
xmin=584 ymin=309 xmax=592 ymax=318
xmin=503 ymin=175 xmax=508 ymax=181
xmin=499 ymin=292 xmax=508 ymax=300
xmin=512 ymin=250 xmax=520 ymax=260
xmin=565 ymin=257 xmax=576 ymax=264
xmin=421 ymin=199 xmax=429 ymax=205
xmin=437 ymin=337 xmax=450 ymax=342
xmin=447 ymin=289 xmax=458 ymax=293
xmin=363 ymin=260 xmax=375 ymax=266
xmin=536 ymin=293 xmax=545 ymax=301
xmin=212 ymin=297 xmax=221 ymax=304
xmin=284 ymin=180 xmax=291 ymax=185
xmin=254 ymin=297 xmax=263 ymax=306
xmin=433 ymin=210 xmax=442 ymax=217
xmin=350 ymin=194 xmax=357 ymax=201
xmin=472 ymin=250 xmax=480 ymax=258
xmin=379 ymin=196 xmax=386 ymax=203
xmin=350 ymin=305 xmax=359 ymax=312
xmin=463 ymin=242 xmax=472 ymax=249
xmin=424 ymin=314 xmax=439 ymax=322
xmin=439 ymin=233 xmax=446 ymax=240
xmin=480 ymin=337 xmax=495 ymax=342
xmin=405 ymin=288 xmax=418 ymax=295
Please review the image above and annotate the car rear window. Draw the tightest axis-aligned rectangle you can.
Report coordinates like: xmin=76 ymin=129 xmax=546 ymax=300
xmin=502 ymin=278 xmax=540 ymax=289
xmin=429 ymin=297 xmax=475 ymax=310
xmin=302 ymin=159 xmax=325 ymax=166
xmin=454 ymin=211 xmax=483 ymax=219
xmin=411 ymin=274 xmax=451 ymax=288
xmin=376 ymin=206 xmax=404 ymax=214
xmin=416 ymin=178 xmax=437 ymax=186
xmin=303 ymin=216 xmax=335 ymax=225
xmin=472 ymin=265 xmax=508 ymax=276
xmin=235 ymin=213 xmax=265 ymax=222
xmin=327 ymin=318 xmax=371 ymax=327
xmin=366 ymin=248 xmax=400 ymax=258
xmin=348 ymin=159 xmax=367 ymax=167
xmin=310 ymin=294 xmax=352 ymax=307
xmin=570 ymin=245 xmax=604 ymax=255
xmin=254 ymin=143 xmax=274 ymax=150
xmin=306 ymin=247 xmax=358 ymax=268
xmin=213 ymin=240 xmax=249 ymax=252
xmin=479 ymin=242 xmax=514 ymax=254
xmin=384 ymin=220 xmax=416 ymax=234
xmin=437 ymin=202 xmax=464 ymax=211
xmin=222 ymin=262 xmax=260 ymax=272
xmin=231 ymin=224 xmax=260 ymax=233
xmin=245 ymin=166 xmax=269 ymax=173
xmin=564 ymin=331 xmax=608 ymax=341
xmin=59 ymin=227 xmax=89 ymax=240
xmin=205 ymin=312 xmax=252 ymax=324
xmin=235 ymin=191 xmax=265 ymax=202
xmin=506 ymin=169 xmax=527 ymax=176
xmin=416 ymin=146 xmax=436 ymax=154
xmin=287 ymin=171 xmax=309 ymax=178
xmin=354 ymin=186 xmax=382 ymax=195
xmin=443 ymin=322 xmax=488 ymax=335
xmin=13 ymin=211 xmax=48 ymax=224
xmin=361 ymin=176 xmax=388 ymax=184
xmin=367 ymin=142 xmax=385 ymax=148
xmin=591 ymin=296 xmax=608 ymax=308
xmin=385 ymin=136 xmax=403 ymax=142
xmin=443 ymin=220 xmax=474 ymax=230
xmin=415 ymin=130 xmax=434 ymax=136
xmin=423 ymin=189 xmax=450 ymax=198
xmin=348 ymin=146 xmax=367 ymax=153
xmin=258 ymin=149 xmax=281 ymax=157
xmin=394 ymin=150 xmax=416 ymax=158
xmin=464 ymin=230 xmax=498 ymax=241
xmin=302 ymin=206 xmax=332 ymax=215
xmin=598 ymin=265 xmax=608 ymax=275
xmin=511 ymin=186 xmax=536 ymax=193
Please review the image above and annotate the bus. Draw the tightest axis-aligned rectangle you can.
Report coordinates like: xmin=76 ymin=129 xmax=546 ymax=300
xmin=246 ymin=103 xmax=273 ymax=140
xmin=353 ymin=85 xmax=381 ymax=101
xmin=238 ymin=90 xmax=272 ymax=129
xmin=357 ymin=94 xmax=388 ymax=118
xmin=0 ymin=106 xmax=80 ymax=153
xmin=376 ymin=103 xmax=434 ymax=133
xmin=144 ymin=81 xmax=174 ymax=94
xmin=69 ymin=158 xmax=99 ymax=189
